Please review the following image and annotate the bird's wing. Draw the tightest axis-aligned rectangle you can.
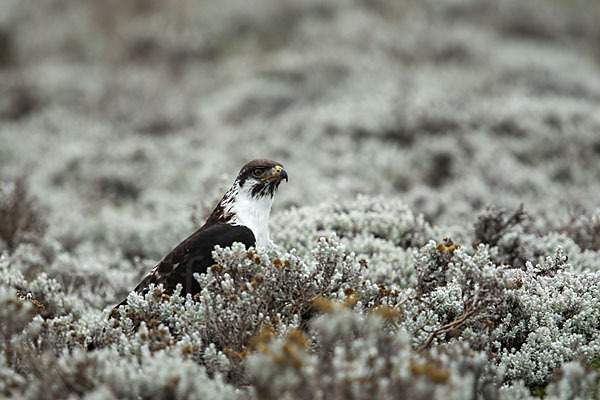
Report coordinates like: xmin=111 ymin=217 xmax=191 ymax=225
xmin=116 ymin=224 xmax=255 ymax=307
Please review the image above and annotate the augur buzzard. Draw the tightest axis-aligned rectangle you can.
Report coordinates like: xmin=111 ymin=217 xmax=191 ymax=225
xmin=115 ymin=159 xmax=288 ymax=307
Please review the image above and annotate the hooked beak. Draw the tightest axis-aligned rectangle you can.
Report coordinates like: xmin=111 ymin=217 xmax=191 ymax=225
xmin=278 ymin=167 xmax=288 ymax=182
xmin=261 ymin=165 xmax=288 ymax=182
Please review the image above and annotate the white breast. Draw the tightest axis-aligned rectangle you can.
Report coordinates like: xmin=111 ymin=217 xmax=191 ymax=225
xmin=229 ymin=186 xmax=274 ymax=249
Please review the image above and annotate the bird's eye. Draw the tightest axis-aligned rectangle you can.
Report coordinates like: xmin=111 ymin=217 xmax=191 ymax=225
xmin=252 ymin=168 xmax=265 ymax=177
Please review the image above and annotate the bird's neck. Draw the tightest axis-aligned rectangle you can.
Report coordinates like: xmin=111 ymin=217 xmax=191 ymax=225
xmin=208 ymin=183 xmax=274 ymax=249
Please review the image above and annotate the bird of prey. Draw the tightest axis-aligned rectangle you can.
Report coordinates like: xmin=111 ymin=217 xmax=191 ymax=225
xmin=115 ymin=159 xmax=287 ymax=307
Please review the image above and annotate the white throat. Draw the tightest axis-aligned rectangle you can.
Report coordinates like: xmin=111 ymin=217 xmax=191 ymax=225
xmin=225 ymin=184 xmax=274 ymax=249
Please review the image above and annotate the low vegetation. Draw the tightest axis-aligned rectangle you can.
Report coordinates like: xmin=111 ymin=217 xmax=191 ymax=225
xmin=2 ymin=0 xmax=600 ymax=398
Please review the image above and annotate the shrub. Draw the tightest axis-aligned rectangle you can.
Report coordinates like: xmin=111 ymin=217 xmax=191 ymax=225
xmin=0 ymin=178 xmax=46 ymax=253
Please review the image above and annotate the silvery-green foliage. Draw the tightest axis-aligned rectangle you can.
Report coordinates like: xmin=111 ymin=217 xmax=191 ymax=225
xmin=492 ymin=259 xmax=600 ymax=385
xmin=272 ymin=196 xmax=431 ymax=286
xmin=544 ymin=360 xmax=599 ymax=400
xmin=0 ymin=351 xmax=25 ymax=397
xmin=401 ymin=241 xmax=512 ymax=350
xmin=2 ymin=182 xmax=600 ymax=397
xmin=247 ymin=309 xmax=422 ymax=400
xmin=563 ymin=208 xmax=600 ymax=252
xmin=376 ymin=239 xmax=600 ymax=388
xmin=1 ymin=0 xmax=600 ymax=397
xmin=409 ymin=243 xmax=600 ymax=386
xmin=4 ymin=216 xmax=600 ymax=398
xmin=0 ymin=178 xmax=46 ymax=253
xmin=0 ymin=279 xmax=35 ymax=339
xmin=1 ymin=259 xmax=237 ymax=398
xmin=19 ymin=347 xmax=237 ymax=400
xmin=247 ymin=307 xmax=511 ymax=400
xmin=90 ymin=238 xmax=383 ymax=381
xmin=470 ymin=206 xmax=600 ymax=272
xmin=2 ymin=0 xmax=600 ymax=249
xmin=2 ymin=246 xmax=85 ymax=320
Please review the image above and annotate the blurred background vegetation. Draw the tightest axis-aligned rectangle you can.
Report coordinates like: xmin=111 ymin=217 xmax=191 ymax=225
xmin=1 ymin=0 xmax=599 ymax=261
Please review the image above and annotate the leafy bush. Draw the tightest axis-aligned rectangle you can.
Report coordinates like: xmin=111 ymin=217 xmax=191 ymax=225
xmin=5 ymin=215 xmax=600 ymax=398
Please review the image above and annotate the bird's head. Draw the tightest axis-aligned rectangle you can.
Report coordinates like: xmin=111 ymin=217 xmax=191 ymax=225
xmin=207 ymin=159 xmax=287 ymax=237
xmin=235 ymin=159 xmax=288 ymax=199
